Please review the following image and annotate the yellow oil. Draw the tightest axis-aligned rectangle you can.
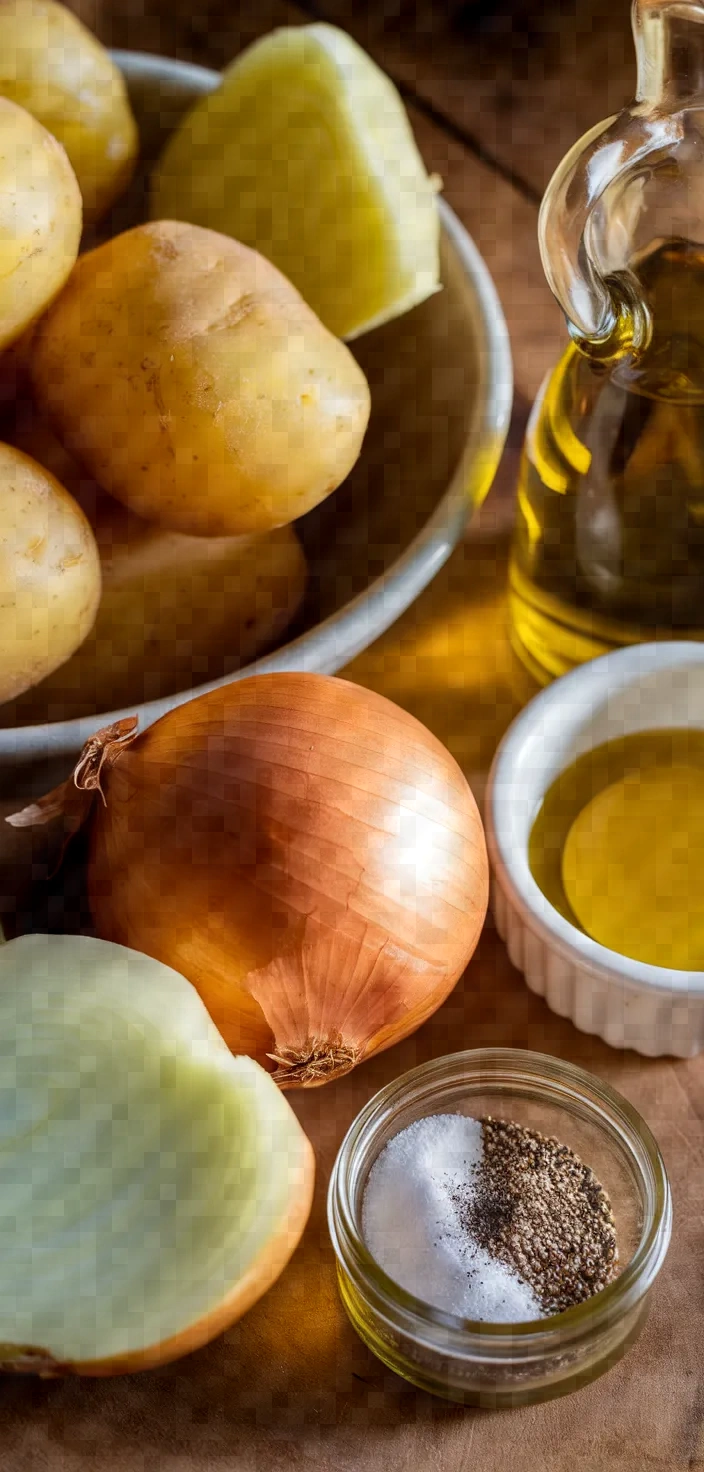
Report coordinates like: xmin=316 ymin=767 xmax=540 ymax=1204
xmin=510 ymin=242 xmax=704 ymax=684
xmin=529 ymin=727 xmax=704 ymax=967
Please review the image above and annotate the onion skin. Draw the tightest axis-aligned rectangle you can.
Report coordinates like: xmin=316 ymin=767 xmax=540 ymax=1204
xmin=84 ymin=674 xmax=488 ymax=1086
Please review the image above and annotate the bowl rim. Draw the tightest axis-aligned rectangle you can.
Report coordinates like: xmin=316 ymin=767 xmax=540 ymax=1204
xmin=0 ymin=48 xmax=513 ymax=768
xmin=485 ymin=640 xmax=704 ymax=995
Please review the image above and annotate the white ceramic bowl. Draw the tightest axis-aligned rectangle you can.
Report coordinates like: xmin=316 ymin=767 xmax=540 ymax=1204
xmin=0 ymin=50 xmax=512 ymax=783
xmin=485 ymin=642 xmax=704 ymax=1059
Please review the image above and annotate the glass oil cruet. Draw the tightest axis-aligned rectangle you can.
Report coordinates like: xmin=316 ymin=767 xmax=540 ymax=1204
xmin=510 ymin=0 xmax=704 ymax=682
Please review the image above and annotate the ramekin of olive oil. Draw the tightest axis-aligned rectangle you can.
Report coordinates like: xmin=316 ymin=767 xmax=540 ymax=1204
xmin=529 ymin=725 xmax=704 ymax=970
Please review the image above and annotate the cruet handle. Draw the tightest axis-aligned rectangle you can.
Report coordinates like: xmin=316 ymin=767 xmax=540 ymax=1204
xmin=539 ymin=0 xmax=704 ymax=358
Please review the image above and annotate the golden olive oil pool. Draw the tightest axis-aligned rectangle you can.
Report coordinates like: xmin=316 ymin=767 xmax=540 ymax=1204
xmin=510 ymin=243 xmax=704 ymax=683
xmin=529 ymin=726 xmax=704 ymax=967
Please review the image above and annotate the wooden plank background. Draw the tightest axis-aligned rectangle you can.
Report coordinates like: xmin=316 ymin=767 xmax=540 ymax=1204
xmin=2 ymin=4 xmax=702 ymax=1469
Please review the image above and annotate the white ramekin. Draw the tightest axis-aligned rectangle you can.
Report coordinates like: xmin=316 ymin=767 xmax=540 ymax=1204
xmin=485 ymin=642 xmax=704 ymax=1058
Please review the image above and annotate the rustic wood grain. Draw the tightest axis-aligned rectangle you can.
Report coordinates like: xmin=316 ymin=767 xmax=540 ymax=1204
xmin=1 ymin=5 xmax=700 ymax=1469
xmin=3 ymin=539 xmax=700 ymax=1472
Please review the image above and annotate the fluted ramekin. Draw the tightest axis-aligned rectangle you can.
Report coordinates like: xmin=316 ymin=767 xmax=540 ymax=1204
xmin=486 ymin=641 xmax=704 ymax=1057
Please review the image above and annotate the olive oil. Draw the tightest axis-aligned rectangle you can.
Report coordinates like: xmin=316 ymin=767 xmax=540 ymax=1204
xmin=510 ymin=244 xmax=704 ymax=684
xmin=529 ymin=727 xmax=704 ymax=967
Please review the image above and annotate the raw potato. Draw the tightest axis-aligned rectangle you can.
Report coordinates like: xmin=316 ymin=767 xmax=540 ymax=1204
xmin=151 ymin=22 xmax=441 ymax=340
xmin=5 ymin=505 xmax=307 ymax=722
xmin=1 ymin=414 xmax=307 ymax=722
xmin=0 ymin=95 xmax=81 ymax=351
xmin=0 ymin=0 xmax=138 ymax=222
xmin=0 ymin=442 xmax=100 ymax=703
xmin=29 ymin=220 xmax=372 ymax=537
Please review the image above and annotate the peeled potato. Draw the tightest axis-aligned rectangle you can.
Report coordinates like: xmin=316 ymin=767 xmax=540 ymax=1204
xmin=0 ymin=441 xmax=100 ymax=704
xmin=151 ymin=23 xmax=440 ymax=340
xmin=0 ymin=95 xmax=81 ymax=351
xmin=1 ymin=412 xmax=307 ymax=723
xmin=0 ymin=0 xmax=138 ymax=222
xmin=29 ymin=220 xmax=371 ymax=537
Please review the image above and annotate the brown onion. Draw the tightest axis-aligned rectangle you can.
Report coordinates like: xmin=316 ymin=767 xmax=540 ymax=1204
xmin=17 ymin=674 xmax=488 ymax=1086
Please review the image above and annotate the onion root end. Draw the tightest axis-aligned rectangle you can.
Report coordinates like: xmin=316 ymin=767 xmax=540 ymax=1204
xmin=268 ymin=1038 xmax=360 ymax=1089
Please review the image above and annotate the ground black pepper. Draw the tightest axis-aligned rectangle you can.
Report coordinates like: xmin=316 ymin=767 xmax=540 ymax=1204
xmin=450 ymin=1117 xmax=619 ymax=1315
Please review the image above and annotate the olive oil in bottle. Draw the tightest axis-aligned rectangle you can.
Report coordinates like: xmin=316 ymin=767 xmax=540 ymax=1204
xmin=510 ymin=243 xmax=704 ymax=684
xmin=512 ymin=0 xmax=704 ymax=683
xmin=529 ymin=726 xmax=704 ymax=969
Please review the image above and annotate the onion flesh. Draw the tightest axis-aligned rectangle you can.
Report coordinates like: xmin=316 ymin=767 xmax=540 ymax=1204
xmin=0 ymin=933 xmax=314 ymax=1375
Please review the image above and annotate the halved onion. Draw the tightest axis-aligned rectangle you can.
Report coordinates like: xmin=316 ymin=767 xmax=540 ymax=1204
xmin=0 ymin=933 xmax=314 ymax=1376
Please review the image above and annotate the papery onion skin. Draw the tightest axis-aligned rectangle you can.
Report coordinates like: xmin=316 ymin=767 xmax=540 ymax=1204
xmin=86 ymin=673 xmax=489 ymax=1086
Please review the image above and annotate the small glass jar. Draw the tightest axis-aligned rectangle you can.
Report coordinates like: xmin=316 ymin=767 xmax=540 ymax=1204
xmin=328 ymin=1049 xmax=671 ymax=1407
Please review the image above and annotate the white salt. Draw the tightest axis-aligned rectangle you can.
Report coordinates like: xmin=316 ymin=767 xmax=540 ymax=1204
xmin=362 ymin=1113 xmax=542 ymax=1323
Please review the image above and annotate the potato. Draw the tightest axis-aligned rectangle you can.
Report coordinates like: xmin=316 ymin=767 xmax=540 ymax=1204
xmin=0 ymin=95 xmax=81 ymax=351
xmin=1 ymin=415 xmax=307 ymax=723
xmin=3 ymin=509 xmax=307 ymax=723
xmin=0 ymin=0 xmax=138 ymax=223
xmin=29 ymin=220 xmax=371 ymax=538
xmin=0 ymin=441 xmax=100 ymax=704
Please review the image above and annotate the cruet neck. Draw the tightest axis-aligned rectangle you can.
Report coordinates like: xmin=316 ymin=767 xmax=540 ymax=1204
xmin=537 ymin=1 xmax=704 ymax=357
xmin=635 ymin=0 xmax=704 ymax=109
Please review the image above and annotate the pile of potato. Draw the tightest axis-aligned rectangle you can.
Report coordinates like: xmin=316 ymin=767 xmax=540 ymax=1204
xmin=0 ymin=0 xmax=371 ymax=720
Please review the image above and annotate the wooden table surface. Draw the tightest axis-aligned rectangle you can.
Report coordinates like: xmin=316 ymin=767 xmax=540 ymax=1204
xmin=5 ymin=3 xmax=703 ymax=1469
